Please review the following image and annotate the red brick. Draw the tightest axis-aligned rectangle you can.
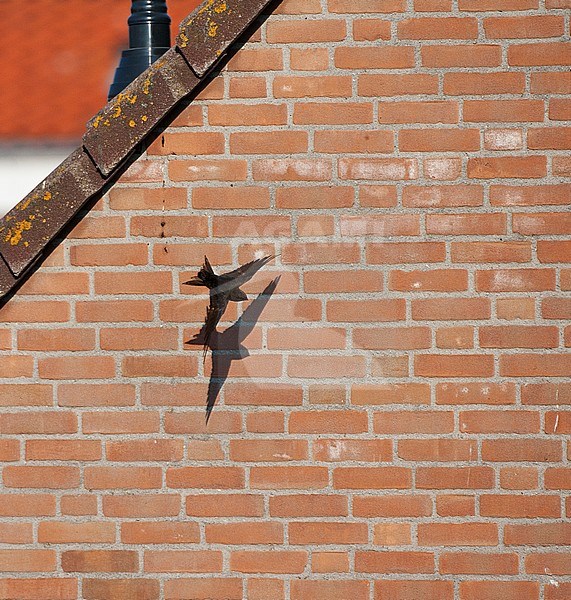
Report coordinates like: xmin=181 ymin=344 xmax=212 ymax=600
xmin=122 ymin=356 xmax=197 ymax=378
xmin=529 ymin=127 xmax=571 ymax=150
xmin=274 ymin=75 xmax=352 ymax=98
xmin=466 ymin=99 xmax=544 ymax=123
xmin=208 ymin=104 xmax=286 ymax=126
xmin=403 ymin=185 xmax=483 ymax=208
xmin=0 ymin=300 xmax=69 ymax=323
xmin=359 ymin=185 xmax=398 ymax=207
xmin=305 ymin=269 xmax=383 ymax=293
xmin=354 ymin=326 xmax=431 ymax=350
xmin=367 ymin=242 xmax=445 ymax=264
xmin=118 ymin=160 xmax=163 ymax=183
xmin=460 ymin=410 xmax=539 ymax=434
xmin=288 ymin=356 xmax=366 ymax=378
xmin=413 ymin=298 xmax=490 ymax=321
xmin=83 ymin=579 xmax=160 ymax=600
xmin=483 ymin=439 xmax=561 ymax=462
xmin=441 ymin=552 xmax=518 ymax=575
xmin=500 ymin=467 xmax=539 ymax=490
xmin=85 ymin=467 xmax=161 ymax=490
xmin=106 ymin=439 xmax=183 ymax=462
xmin=169 ymin=159 xmax=248 ymax=182
xmin=230 ymin=439 xmax=308 ymax=462
xmin=491 ymin=184 xmax=571 ymax=206
xmin=328 ymin=299 xmax=405 ymax=322
xmin=253 ymin=158 xmax=332 ymax=181
xmin=545 ymin=468 xmax=571 ymax=489
xmin=0 ymin=494 xmax=55 ymax=516
xmin=315 ymin=129 xmax=393 ymax=153
xmin=0 ymin=411 xmax=77 ymax=435
xmin=121 ymin=522 xmax=199 ymax=545
xmin=311 ymin=552 xmax=350 ymax=573
xmin=58 ymin=383 xmax=135 ymax=407
xmin=267 ymin=19 xmax=346 ymax=43
xmin=353 ymin=18 xmax=391 ymax=41
xmin=294 ymin=102 xmax=373 ymax=125
xmin=469 ymin=156 xmax=546 ymax=178
xmin=546 ymin=583 xmax=571 ymax=600
xmin=329 ymin=0 xmax=405 ymax=12
xmin=398 ymin=439 xmax=477 ymax=462
xmin=543 ymin=298 xmax=571 ymax=319
xmin=500 ymin=354 xmax=571 ymax=377
xmin=290 ymin=47 xmax=329 ymax=71
xmin=417 ymin=467 xmax=494 ymax=489
xmin=109 ymin=187 xmax=187 ymax=211
xmin=452 ymin=241 xmax=531 ymax=263
xmin=352 ymin=383 xmax=430 ymax=406
xmin=481 ymin=494 xmax=560 ymax=518
xmin=353 ymin=495 xmax=431 ymax=517
xmin=522 ymin=383 xmax=571 ymax=405
xmin=400 ymin=128 xmax=479 ymax=152
xmin=164 ymin=579 xmax=241 ymax=600
xmin=534 ymin=74 xmax=571 ymax=99
xmin=314 ymin=439 xmax=392 ymax=462
xmin=461 ymin=582 xmax=539 ymax=600
xmin=390 ymin=269 xmax=467 ymax=292
xmin=60 ymin=495 xmax=97 ymax=516
xmin=292 ymin=580 xmax=368 ymax=600
xmin=18 ymin=272 xmax=89 ymax=295
xmin=437 ymin=495 xmax=476 ymax=517
xmin=248 ymin=579 xmax=285 ymax=600
xmin=167 ymin=467 xmax=244 ymax=489
xmin=144 ymin=551 xmax=221 ymax=573
xmin=401 ymin=16 xmax=478 ymax=39
xmin=505 ymin=523 xmax=571 ymax=545
xmin=38 ymin=522 xmax=115 ymax=544
xmin=509 ymin=42 xmax=571 ymax=66
xmin=359 ymin=73 xmax=437 ymax=96
xmin=230 ymin=131 xmax=307 ymax=154
xmin=26 ymin=440 xmax=100 ymax=461
xmin=356 ymin=551 xmax=434 ymax=574
xmin=340 ymin=157 xmax=418 ymax=181
xmin=514 ymin=212 xmax=571 ymax=236
xmin=374 ymin=411 xmax=454 ymax=434
xmin=380 ymin=100 xmax=458 ymax=124
xmin=419 ymin=522 xmax=498 ymax=546
xmin=460 ymin=0 xmax=537 ymax=7
xmin=0 ymin=384 xmax=52 ymax=407
xmin=250 ymin=466 xmax=328 ymax=489
xmin=269 ymin=494 xmax=348 ymax=517
xmin=476 ymin=268 xmax=555 ymax=292
xmin=436 ymin=382 xmax=515 ymax=405
xmin=224 ymin=383 xmax=302 ymax=407
xmin=436 ymin=326 xmax=474 ymax=349
xmin=0 ymin=549 xmax=55 ymax=572
xmin=422 ymin=44 xmax=501 ymax=67
xmin=226 ymin=48 xmax=283 ymax=72
xmin=192 ymin=186 xmax=270 ymax=210
xmin=230 ymin=551 xmax=307 ymax=574
xmin=484 ymin=128 xmax=524 ymax=151
xmin=538 ymin=240 xmax=571 ymax=263
xmin=480 ymin=325 xmax=558 ymax=348
xmin=415 ymin=355 xmax=494 ymax=377
xmin=61 ymin=550 xmax=139 ymax=573
xmin=374 ymin=580 xmax=454 ymax=600
xmin=0 ymin=579 xmax=77 ymax=600
xmin=186 ymin=494 xmax=263 ymax=517
xmin=0 ymin=522 xmax=32 ymax=544
xmin=165 ymin=411 xmax=242 ymax=435
xmin=445 ymin=72 xmax=525 ymax=95
xmin=336 ymin=47 xmax=415 ymax=70
xmin=290 ymin=522 xmax=367 ymax=545
xmin=526 ymin=553 xmax=571 ymax=575
xmin=333 ymin=467 xmax=412 ymax=489
xmin=485 ymin=15 xmax=564 ymax=38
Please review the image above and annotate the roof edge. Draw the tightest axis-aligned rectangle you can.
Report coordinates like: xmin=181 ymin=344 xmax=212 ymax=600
xmin=0 ymin=0 xmax=281 ymax=301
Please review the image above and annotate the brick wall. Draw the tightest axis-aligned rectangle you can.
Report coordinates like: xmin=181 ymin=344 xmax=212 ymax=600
xmin=0 ymin=0 xmax=570 ymax=598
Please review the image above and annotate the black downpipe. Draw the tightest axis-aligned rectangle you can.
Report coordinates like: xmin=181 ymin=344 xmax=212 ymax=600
xmin=108 ymin=0 xmax=171 ymax=100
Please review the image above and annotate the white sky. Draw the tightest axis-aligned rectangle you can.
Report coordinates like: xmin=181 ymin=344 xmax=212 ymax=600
xmin=0 ymin=149 xmax=73 ymax=218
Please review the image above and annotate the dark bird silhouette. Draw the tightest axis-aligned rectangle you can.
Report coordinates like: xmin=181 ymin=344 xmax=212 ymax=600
xmin=183 ymin=255 xmax=275 ymax=360
xmin=186 ymin=277 xmax=280 ymax=423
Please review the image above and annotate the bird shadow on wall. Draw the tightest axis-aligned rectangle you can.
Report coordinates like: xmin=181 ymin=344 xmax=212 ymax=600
xmin=185 ymin=276 xmax=280 ymax=423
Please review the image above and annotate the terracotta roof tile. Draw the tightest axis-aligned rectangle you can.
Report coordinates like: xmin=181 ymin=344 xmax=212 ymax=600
xmin=0 ymin=0 xmax=281 ymax=301
xmin=0 ymin=0 xmax=201 ymax=142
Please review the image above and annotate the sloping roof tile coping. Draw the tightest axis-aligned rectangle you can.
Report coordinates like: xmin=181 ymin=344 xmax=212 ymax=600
xmin=0 ymin=0 xmax=278 ymax=297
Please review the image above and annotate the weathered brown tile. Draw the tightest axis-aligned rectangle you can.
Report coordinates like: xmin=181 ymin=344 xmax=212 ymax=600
xmin=0 ymin=148 xmax=104 ymax=277
xmin=177 ymin=0 xmax=275 ymax=77
xmin=83 ymin=48 xmax=200 ymax=176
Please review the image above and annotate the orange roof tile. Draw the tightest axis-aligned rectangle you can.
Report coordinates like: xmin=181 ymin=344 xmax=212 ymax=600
xmin=0 ymin=0 xmax=201 ymax=143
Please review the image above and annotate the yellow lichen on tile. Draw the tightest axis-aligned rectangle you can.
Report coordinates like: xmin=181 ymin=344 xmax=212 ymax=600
xmin=129 ymin=120 xmax=137 ymax=128
xmin=4 ymin=216 xmax=35 ymax=246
